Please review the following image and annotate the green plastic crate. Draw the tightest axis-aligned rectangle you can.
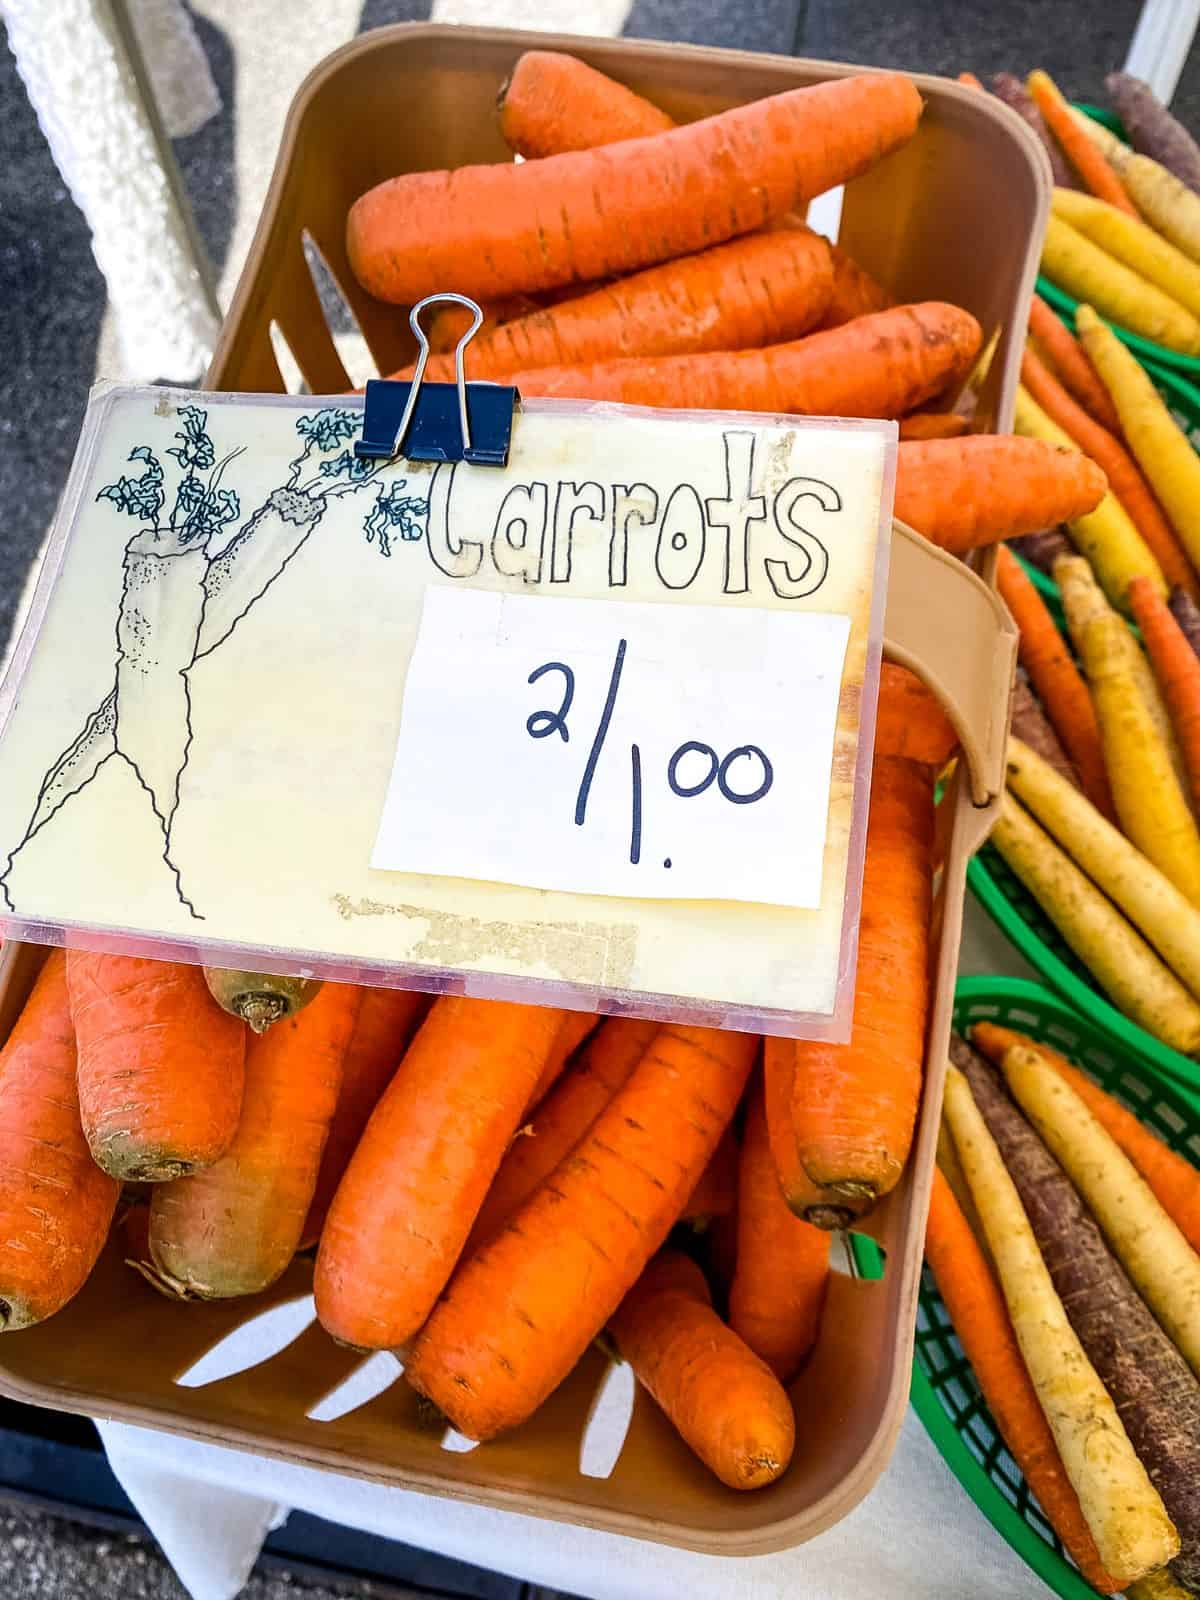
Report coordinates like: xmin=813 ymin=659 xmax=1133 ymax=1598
xmin=1037 ymin=105 xmax=1200 ymax=378
xmin=912 ymin=977 xmax=1200 ymax=1596
xmin=967 ymin=845 xmax=1200 ymax=1103
xmin=976 ymin=340 xmax=1200 ymax=1089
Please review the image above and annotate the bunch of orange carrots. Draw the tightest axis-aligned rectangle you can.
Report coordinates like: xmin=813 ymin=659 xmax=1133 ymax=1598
xmin=980 ymin=285 xmax=1200 ymax=1061
xmin=0 ymin=660 xmax=955 ymax=1491
xmin=342 ymin=49 xmax=1106 ymax=558
xmin=934 ymin=1027 xmax=1200 ymax=1594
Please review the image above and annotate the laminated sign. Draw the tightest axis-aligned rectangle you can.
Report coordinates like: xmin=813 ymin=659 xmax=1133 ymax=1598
xmin=0 ymin=385 xmax=894 ymax=1037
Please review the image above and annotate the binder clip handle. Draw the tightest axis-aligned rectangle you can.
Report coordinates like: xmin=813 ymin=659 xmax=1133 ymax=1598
xmin=354 ymin=293 xmax=517 ymax=468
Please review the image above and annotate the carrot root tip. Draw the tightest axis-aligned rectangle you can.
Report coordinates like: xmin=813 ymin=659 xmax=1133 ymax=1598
xmin=801 ymin=1205 xmax=858 ymax=1231
xmin=241 ymin=996 xmax=287 ymax=1033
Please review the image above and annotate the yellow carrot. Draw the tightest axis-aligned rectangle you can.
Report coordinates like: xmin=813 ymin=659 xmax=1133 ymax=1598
xmin=1083 ymin=610 xmax=1200 ymax=905
xmin=1072 ymin=114 xmax=1200 ymax=265
xmin=1015 ymin=386 xmax=1166 ymax=607
xmin=989 ymin=790 xmax=1200 ymax=1051
xmin=1053 ymin=553 xmax=1187 ymax=783
xmin=1005 ymin=735 xmax=1200 ymax=1000
xmin=1051 ymin=188 xmax=1200 ymax=319
xmin=1042 ymin=215 xmax=1200 ymax=354
xmin=943 ymin=1064 xmax=1179 ymax=1586
xmin=1001 ymin=1046 xmax=1200 ymax=1378
xmin=1077 ymin=305 xmax=1200 ymax=572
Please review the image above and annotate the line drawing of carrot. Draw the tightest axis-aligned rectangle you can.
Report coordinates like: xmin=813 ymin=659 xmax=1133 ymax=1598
xmin=1 ymin=402 xmax=427 ymax=919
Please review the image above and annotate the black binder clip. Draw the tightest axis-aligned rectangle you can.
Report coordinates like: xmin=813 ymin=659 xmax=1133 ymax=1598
xmin=355 ymin=292 xmax=518 ymax=467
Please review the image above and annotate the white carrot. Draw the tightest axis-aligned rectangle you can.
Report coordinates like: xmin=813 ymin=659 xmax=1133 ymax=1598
xmin=1005 ymin=736 xmax=1200 ymax=1000
xmin=1001 ymin=1047 xmax=1200 ymax=1379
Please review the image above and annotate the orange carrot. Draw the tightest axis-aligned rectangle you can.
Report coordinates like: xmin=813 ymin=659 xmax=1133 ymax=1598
xmin=875 ymin=662 xmax=958 ymax=767
xmin=466 ymin=1017 xmax=657 ymax=1254
xmin=972 ymin=1020 xmax=1200 ymax=1255
xmin=1028 ymin=295 xmax=1122 ymax=433
xmin=957 ymin=71 xmax=984 ymax=90
xmin=729 ymin=1083 xmax=829 ymax=1383
xmin=498 ymin=50 xmax=675 ymax=157
xmin=763 ymin=1036 xmax=873 ymax=1228
xmin=1027 ymin=70 xmax=1140 ymax=217
xmin=514 ymin=302 xmax=981 ymax=418
xmin=0 ymin=953 xmax=120 ymax=1329
xmin=315 ymin=997 xmax=569 ymax=1350
xmin=425 ymin=293 xmax=543 ymax=354
xmin=609 ymin=1250 xmax=796 ymax=1490
xmin=925 ymin=1166 xmax=1119 ymax=1591
xmin=1130 ymin=574 xmax=1200 ymax=808
xmin=524 ymin=1012 xmax=601 ymax=1116
xmin=390 ymin=229 xmax=835 ymax=382
xmin=895 ymin=436 xmax=1107 ymax=552
xmin=301 ymin=987 xmax=428 ymax=1248
xmin=492 ymin=50 xmax=892 ymax=337
xmin=995 ymin=545 xmax=1116 ymax=817
xmin=148 ymin=982 xmax=362 ymax=1298
xmin=67 ymin=953 xmax=246 ymax=1182
xmin=815 ymin=244 xmax=894 ymax=329
xmin=792 ymin=756 xmax=932 ymax=1200
xmin=406 ymin=1022 xmax=757 ymax=1439
xmin=898 ymin=411 xmax=969 ymax=440
xmin=683 ymin=1125 xmax=739 ymax=1223
xmin=347 ymin=75 xmax=924 ymax=304
xmin=1022 ymin=349 xmax=1199 ymax=597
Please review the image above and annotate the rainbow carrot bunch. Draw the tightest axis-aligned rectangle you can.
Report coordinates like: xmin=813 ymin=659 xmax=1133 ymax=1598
xmin=934 ymin=1029 xmax=1200 ymax=1591
xmin=962 ymin=67 xmax=1200 ymax=353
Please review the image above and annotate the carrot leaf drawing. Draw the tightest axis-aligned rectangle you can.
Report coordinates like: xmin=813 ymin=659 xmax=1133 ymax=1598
xmin=1 ymin=400 xmax=428 ymax=919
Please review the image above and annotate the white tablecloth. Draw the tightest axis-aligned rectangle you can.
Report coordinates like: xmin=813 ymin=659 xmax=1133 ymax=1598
xmin=94 ymin=901 xmax=1046 ymax=1600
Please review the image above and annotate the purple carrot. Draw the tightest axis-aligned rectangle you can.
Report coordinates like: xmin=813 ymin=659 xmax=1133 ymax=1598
xmin=1169 ymin=587 xmax=1200 ymax=661
xmin=1107 ymin=73 xmax=1200 ymax=194
xmin=1011 ymin=669 xmax=1080 ymax=788
xmin=1010 ymin=527 xmax=1072 ymax=575
xmin=991 ymin=73 xmax=1077 ymax=188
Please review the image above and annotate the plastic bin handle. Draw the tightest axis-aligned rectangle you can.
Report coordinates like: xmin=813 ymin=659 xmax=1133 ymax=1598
xmin=884 ymin=522 xmax=1016 ymax=810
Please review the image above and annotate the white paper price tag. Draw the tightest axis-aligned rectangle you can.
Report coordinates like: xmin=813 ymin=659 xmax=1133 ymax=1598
xmin=372 ymin=588 xmax=851 ymax=908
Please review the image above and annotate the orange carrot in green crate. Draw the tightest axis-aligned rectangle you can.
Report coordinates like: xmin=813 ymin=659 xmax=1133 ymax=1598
xmin=302 ymin=986 xmax=428 ymax=1248
xmin=730 ymin=1083 xmax=829 ymax=1383
xmin=1130 ymin=574 xmax=1200 ymax=808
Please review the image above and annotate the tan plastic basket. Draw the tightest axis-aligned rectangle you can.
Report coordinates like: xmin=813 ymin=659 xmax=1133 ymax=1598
xmin=0 ymin=26 xmax=1036 ymax=1555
